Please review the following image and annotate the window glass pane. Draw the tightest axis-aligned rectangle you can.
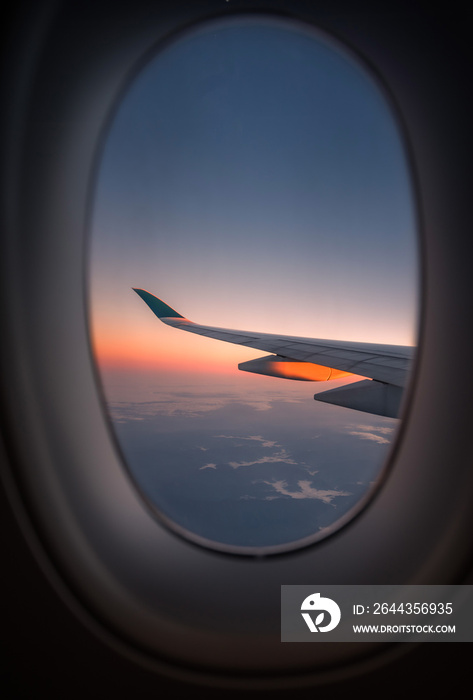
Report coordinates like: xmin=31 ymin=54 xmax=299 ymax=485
xmin=89 ymin=16 xmax=418 ymax=552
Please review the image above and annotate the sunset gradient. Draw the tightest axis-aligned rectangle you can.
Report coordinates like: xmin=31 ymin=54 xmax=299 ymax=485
xmin=89 ymin=15 xmax=417 ymax=390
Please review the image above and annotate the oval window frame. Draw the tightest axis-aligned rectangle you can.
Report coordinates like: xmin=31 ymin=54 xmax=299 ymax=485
xmin=87 ymin=12 xmax=421 ymax=556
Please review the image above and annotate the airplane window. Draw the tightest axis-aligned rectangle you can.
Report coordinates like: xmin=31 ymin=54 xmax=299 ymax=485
xmin=88 ymin=15 xmax=418 ymax=553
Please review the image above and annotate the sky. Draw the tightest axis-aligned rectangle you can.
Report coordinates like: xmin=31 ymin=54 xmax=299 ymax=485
xmin=89 ymin=15 xmax=418 ymax=376
xmin=88 ymin=15 xmax=418 ymax=549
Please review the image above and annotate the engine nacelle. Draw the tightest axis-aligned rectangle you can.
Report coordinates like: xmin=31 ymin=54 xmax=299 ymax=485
xmin=238 ymin=355 xmax=351 ymax=382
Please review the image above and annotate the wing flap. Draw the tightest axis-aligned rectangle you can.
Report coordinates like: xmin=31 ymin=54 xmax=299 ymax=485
xmin=314 ymin=379 xmax=404 ymax=418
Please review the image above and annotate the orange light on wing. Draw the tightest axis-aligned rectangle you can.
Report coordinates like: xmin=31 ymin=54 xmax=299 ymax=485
xmin=276 ymin=362 xmax=352 ymax=381
xmin=239 ymin=356 xmax=353 ymax=382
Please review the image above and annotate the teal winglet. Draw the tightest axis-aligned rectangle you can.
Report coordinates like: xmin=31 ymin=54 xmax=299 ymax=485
xmin=132 ymin=288 xmax=184 ymax=319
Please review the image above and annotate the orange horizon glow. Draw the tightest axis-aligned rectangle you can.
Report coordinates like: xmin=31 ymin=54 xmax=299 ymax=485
xmin=95 ymin=352 xmax=245 ymax=375
xmin=91 ymin=321 xmax=262 ymax=375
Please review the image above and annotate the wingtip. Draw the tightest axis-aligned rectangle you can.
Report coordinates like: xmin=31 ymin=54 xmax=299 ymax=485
xmin=133 ymin=288 xmax=184 ymax=319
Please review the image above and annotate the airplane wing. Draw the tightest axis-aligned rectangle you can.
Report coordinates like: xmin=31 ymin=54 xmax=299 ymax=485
xmin=133 ymin=288 xmax=414 ymax=417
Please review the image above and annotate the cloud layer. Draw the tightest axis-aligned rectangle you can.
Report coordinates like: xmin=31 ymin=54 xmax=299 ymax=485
xmin=263 ymin=479 xmax=351 ymax=502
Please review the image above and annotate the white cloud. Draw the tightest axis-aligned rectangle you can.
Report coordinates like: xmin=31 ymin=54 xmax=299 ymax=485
xmin=214 ymin=434 xmax=279 ymax=448
xmin=347 ymin=431 xmax=390 ymax=445
xmin=355 ymin=424 xmax=394 ymax=435
xmin=107 ymin=407 xmax=146 ymax=423
xmin=228 ymin=449 xmax=297 ymax=469
xmin=263 ymin=479 xmax=351 ymax=503
xmin=199 ymin=463 xmax=217 ymax=470
xmin=342 ymin=422 xmax=395 ymax=444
